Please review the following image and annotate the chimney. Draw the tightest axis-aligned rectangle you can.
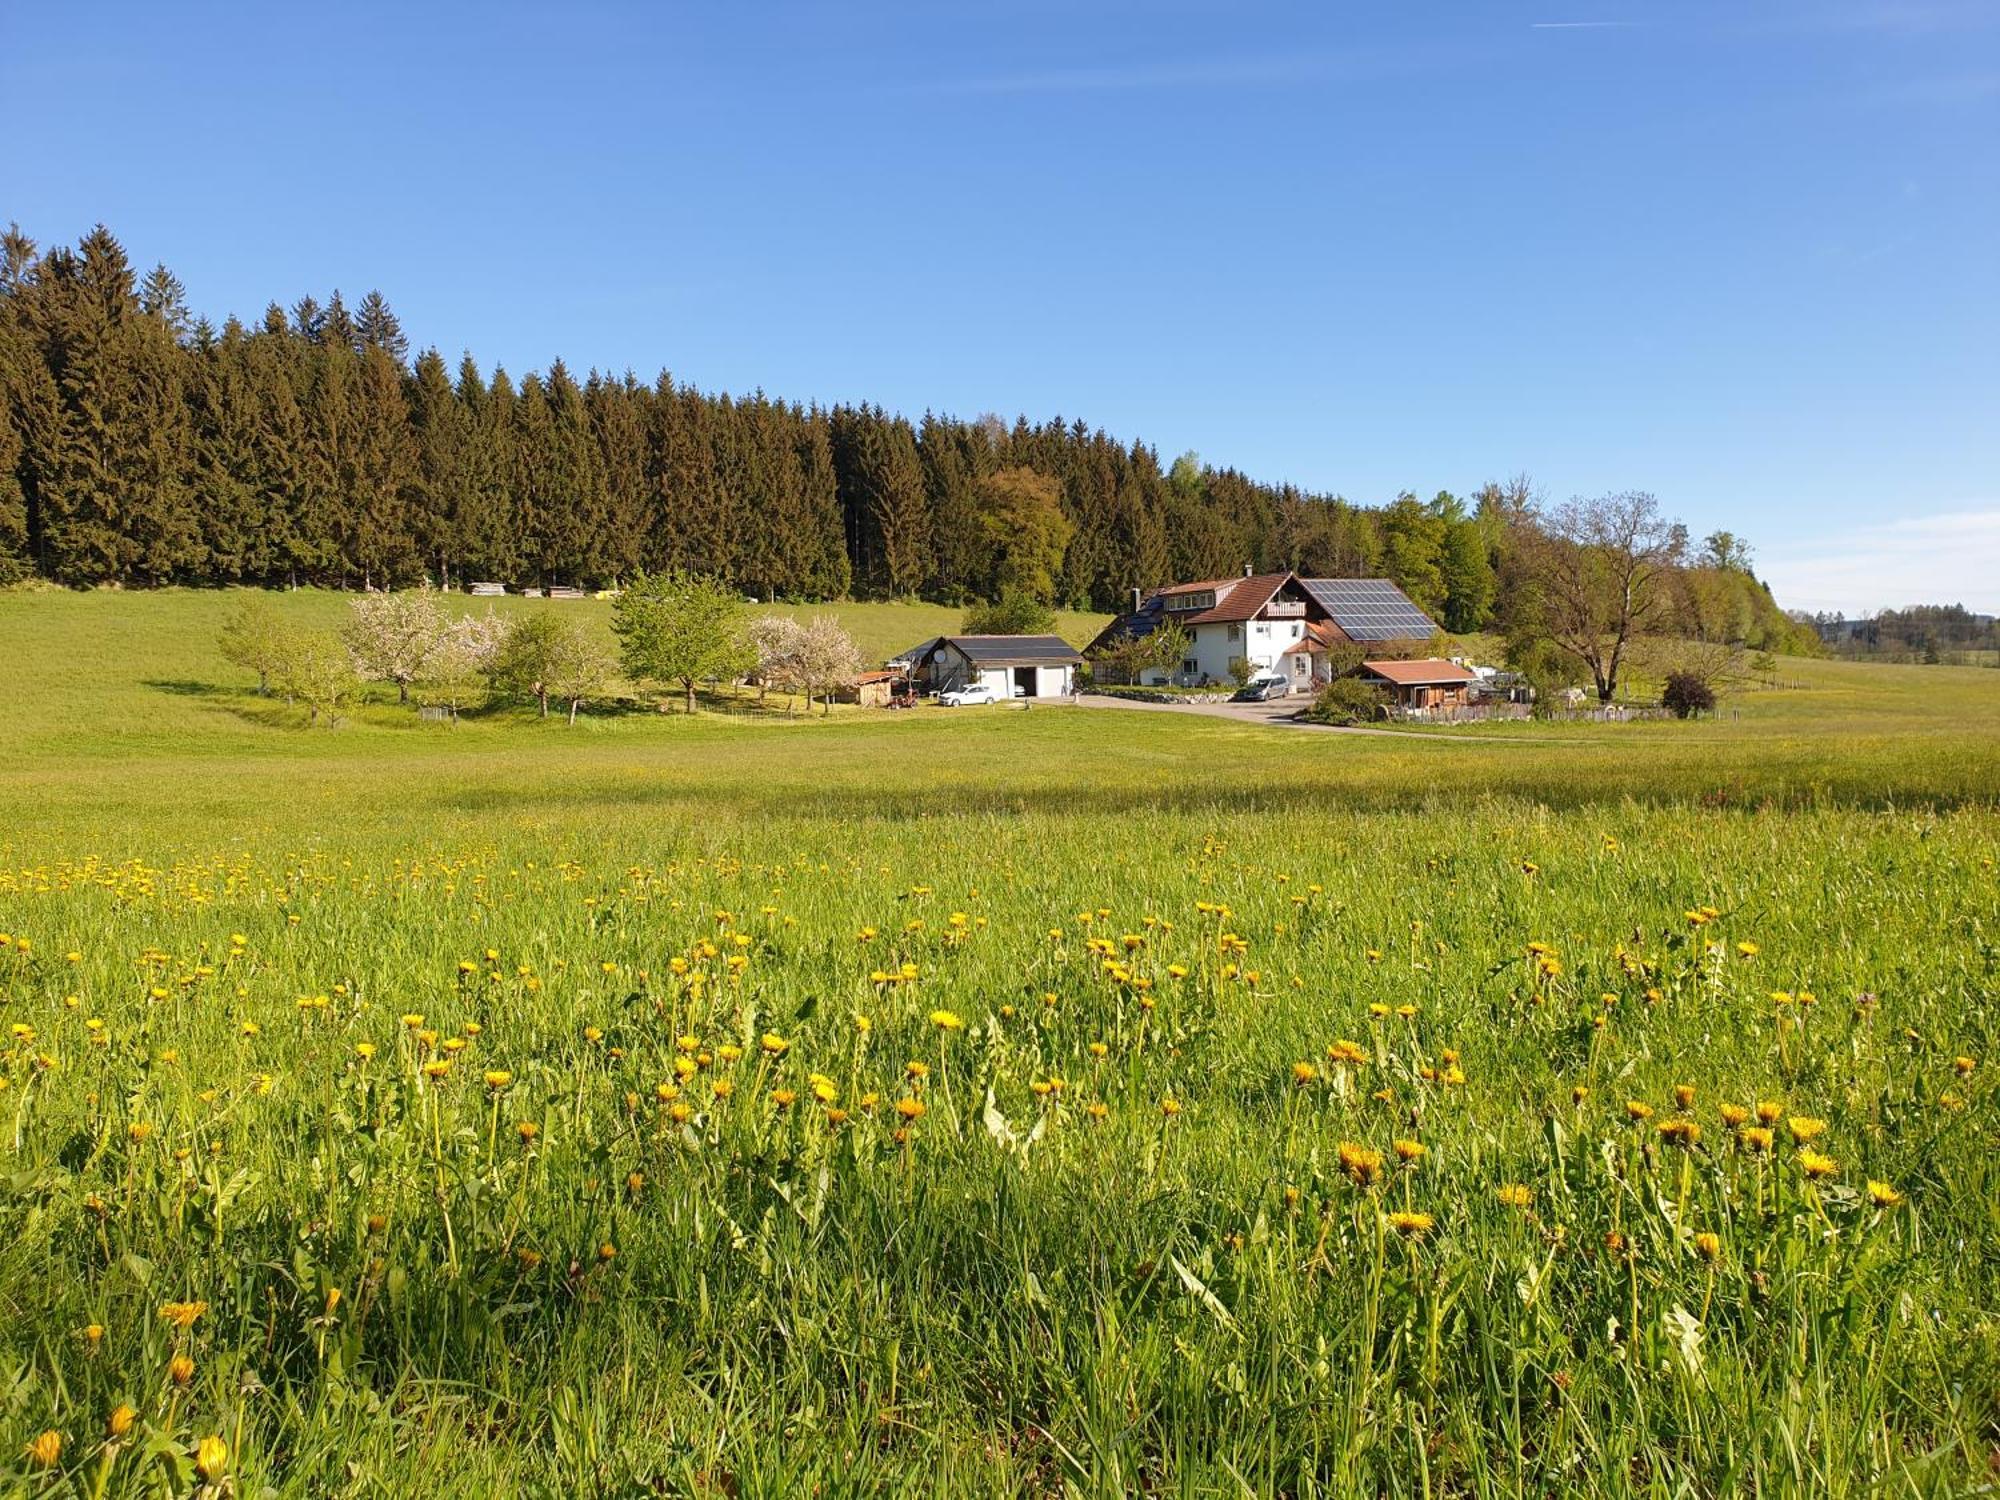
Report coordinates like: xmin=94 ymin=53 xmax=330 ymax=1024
xmin=1243 ymin=562 xmax=1253 ymax=578
xmin=1130 ymin=587 xmax=1142 ymax=615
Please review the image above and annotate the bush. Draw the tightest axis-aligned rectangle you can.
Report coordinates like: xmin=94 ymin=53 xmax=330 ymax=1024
xmin=1304 ymin=677 xmax=1386 ymax=725
xmin=962 ymin=593 xmax=1055 ymax=636
xmin=1662 ymin=671 xmax=1717 ymax=719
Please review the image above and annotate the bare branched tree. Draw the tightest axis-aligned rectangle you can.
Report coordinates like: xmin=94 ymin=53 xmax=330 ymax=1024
xmin=1511 ymin=491 xmax=1686 ymax=703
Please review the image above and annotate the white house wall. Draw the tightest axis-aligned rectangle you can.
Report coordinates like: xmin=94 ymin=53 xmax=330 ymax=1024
xmin=1140 ymin=616 xmax=1313 ymax=686
xmin=931 ymin=647 xmax=1074 ymax=697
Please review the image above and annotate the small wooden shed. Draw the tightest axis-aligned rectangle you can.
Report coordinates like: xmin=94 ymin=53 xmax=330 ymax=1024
xmin=837 ymin=669 xmax=905 ymax=708
xmin=1359 ymin=657 xmax=1477 ymax=711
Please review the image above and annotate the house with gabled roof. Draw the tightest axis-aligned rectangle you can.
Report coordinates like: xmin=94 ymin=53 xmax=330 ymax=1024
xmin=892 ymin=635 xmax=1084 ymax=698
xmin=1087 ymin=569 xmax=1438 ymax=691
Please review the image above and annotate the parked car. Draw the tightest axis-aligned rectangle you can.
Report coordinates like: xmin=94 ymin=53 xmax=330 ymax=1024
xmin=938 ymin=683 xmax=1000 ymax=707
xmin=1231 ymin=674 xmax=1291 ymax=702
xmin=938 ymin=682 xmax=1027 ymax=707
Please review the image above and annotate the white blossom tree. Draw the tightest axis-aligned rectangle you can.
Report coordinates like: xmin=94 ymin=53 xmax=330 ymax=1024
xmin=793 ymin=615 xmax=864 ymax=717
xmin=415 ymin=610 xmax=505 ymax=721
xmin=747 ymin=615 xmax=809 ymax=709
xmin=343 ymin=585 xmax=448 ymax=705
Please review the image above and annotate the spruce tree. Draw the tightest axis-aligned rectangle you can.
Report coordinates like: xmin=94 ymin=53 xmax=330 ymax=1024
xmin=350 ymin=341 xmax=419 ymax=586
xmin=511 ymin=372 xmax=556 ymax=587
xmin=795 ymin=404 xmax=849 ymax=599
xmin=408 ymin=348 xmax=465 ymax=586
xmin=584 ymin=370 xmax=648 ymax=586
xmin=539 ymin=359 xmax=602 ymax=584
xmin=354 ymin=290 xmax=409 ymax=362
xmin=189 ymin=319 xmax=267 ymax=579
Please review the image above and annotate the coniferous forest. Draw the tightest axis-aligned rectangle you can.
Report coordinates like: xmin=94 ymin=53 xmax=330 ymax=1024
xmin=0 ymin=222 xmax=1760 ymax=641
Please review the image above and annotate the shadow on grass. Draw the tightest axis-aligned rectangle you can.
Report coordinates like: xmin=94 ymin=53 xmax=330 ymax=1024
xmin=414 ymin=757 xmax=2000 ymax=821
xmin=143 ymin=678 xmax=222 ymax=697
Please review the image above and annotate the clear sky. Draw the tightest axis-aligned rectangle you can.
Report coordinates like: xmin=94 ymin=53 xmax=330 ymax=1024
xmin=3 ymin=0 xmax=1995 ymax=614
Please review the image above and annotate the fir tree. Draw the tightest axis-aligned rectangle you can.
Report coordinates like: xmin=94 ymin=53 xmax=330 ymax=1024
xmin=354 ymin=290 xmax=408 ymax=362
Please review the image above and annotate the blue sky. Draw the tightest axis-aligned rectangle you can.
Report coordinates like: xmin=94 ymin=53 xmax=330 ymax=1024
xmin=4 ymin=0 xmax=1995 ymax=612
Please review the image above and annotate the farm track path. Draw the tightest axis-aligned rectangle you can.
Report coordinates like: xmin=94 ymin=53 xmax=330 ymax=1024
xmin=1058 ymin=694 xmax=1594 ymax=743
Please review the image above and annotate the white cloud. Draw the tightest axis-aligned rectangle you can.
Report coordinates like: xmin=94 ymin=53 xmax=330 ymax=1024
xmin=1757 ymin=508 xmax=2000 ymax=616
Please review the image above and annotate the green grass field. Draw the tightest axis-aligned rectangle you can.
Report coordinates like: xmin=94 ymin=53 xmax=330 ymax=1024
xmin=0 ymin=589 xmax=1995 ymax=1497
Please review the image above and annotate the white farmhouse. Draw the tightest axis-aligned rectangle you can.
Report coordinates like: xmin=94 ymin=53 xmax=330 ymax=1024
xmin=1087 ymin=570 xmax=1438 ymax=692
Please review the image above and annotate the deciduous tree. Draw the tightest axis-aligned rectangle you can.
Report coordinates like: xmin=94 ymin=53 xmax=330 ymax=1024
xmin=1507 ymin=491 xmax=1686 ymax=704
xmin=610 ymin=570 xmax=751 ymax=714
xmin=217 ymin=594 xmax=293 ymax=694
xmin=792 ymin=614 xmax=864 ymax=716
xmin=962 ymin=594 xmax=1056 ymax=636
xmin=342 ymin=585 xmax=447 ymax=704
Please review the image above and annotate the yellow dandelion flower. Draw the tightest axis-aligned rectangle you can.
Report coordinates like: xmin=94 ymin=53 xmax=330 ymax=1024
xmin=1338 ymin=1141 xmax=1384 ymax=1188
xmin=195 ymin=1435 xmax=229 ymax=1481
xmin=158 ymin=1300 xmax=207 ymax=1330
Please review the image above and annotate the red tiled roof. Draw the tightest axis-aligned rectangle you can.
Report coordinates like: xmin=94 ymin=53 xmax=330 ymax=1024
xmin=1282 ymin=620 xmax=1348 ymax=654
xmin=1179 ymin=572 xmax=1297 ymax=625
xmin=1360 ymin=657 xmax=1477 ymax=686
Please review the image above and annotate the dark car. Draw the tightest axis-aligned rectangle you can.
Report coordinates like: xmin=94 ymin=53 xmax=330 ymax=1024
xmin=1231 ymin=675 xmax=1291 ymax=703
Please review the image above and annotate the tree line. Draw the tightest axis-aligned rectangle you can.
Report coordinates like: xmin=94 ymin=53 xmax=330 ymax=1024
xmin=0 ymin=222 xmax=1810 ymax=656
xmin=1805 ymin=605 xmax=1998 ymax=664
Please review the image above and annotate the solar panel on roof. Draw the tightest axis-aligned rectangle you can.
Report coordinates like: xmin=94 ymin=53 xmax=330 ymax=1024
xmin=1301 ymin=579 xmax=1437 ymax=641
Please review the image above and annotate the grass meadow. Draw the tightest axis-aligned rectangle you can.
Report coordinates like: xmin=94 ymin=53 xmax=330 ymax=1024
xmin=0 ymin=588 xmax=1995 ymax=1497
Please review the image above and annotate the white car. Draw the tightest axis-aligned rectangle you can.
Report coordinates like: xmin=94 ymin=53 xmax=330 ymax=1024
xmin=937 ymin=683 xmax=1000 ymax=707
xmin=937 ymin=682 xmax=1024 ymax=707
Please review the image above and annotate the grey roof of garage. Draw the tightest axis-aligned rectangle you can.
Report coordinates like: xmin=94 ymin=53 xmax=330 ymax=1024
xmin=936 ymin=635 xmax=1084 ymax=667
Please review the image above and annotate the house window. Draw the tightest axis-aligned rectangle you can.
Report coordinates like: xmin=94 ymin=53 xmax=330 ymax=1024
xmin=1182 ymin=658 xmax=1196 ymax=675
xmin=1227 ymin=623 xmax=1241 ymax=641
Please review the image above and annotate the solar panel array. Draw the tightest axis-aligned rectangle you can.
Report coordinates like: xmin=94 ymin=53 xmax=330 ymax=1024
xmin=1301 ymin=579 xmax=1437 ymax=641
